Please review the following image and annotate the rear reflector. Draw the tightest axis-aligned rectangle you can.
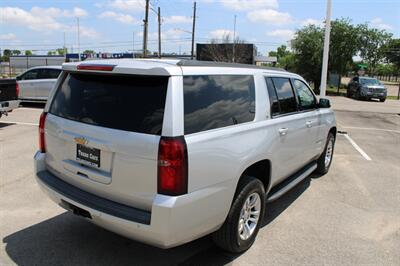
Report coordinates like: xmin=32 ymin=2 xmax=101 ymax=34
xmin=39 ymin=112 xmax=47 ymax=153
xmin=16 ymin=82 xmax=20 ymax=98
xmin=77 ymin=64 xmax=115 ymax=71
xmin=157 ymin=136 xmax=188 ymax=196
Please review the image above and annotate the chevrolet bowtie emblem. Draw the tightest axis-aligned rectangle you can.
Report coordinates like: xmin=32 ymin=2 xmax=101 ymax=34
xmin=74 ymin=137 xmax=88 ymax=145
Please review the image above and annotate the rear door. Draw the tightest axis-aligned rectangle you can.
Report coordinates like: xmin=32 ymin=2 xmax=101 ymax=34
xmin=264 ymin=77 xmax=308 ymax=182
xmin=36 ymin=68 xmax=61 ymax=100
xmin=45 ymin=72 xmax=169 ymax=211
xmin=17 ymin=69 xmax=40 ymax=99
xmin=291 ymin=78 xmax=323 ymax=158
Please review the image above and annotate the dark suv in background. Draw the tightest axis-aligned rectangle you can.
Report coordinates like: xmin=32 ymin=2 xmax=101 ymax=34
xmin=347 ymin=76 xmax=387 ymax=102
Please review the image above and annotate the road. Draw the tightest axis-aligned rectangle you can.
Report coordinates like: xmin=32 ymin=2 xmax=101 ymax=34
xmin=0 ymin=98 xmax=399 ymax=265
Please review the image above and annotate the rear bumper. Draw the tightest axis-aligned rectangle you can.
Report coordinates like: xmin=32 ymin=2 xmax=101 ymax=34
xmin=34 ymin=152 xmax=231 ymax=248
xmin=0 ymin=100 xmax=19 ymax=113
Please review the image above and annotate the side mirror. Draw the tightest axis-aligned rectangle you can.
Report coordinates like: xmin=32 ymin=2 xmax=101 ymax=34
xmin=318 ymin=98 xmax=331 ymax=108
xmin=16 ymin=76 xmax=21 ymax=81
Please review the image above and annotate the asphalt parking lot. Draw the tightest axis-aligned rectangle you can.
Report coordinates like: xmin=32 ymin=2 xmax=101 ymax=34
xmin=1 ymin=97 xmax=399 ymax=265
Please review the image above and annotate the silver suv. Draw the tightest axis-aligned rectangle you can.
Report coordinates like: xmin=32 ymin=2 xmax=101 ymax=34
xmin=34 ymin=59 xmax=336 ymax=253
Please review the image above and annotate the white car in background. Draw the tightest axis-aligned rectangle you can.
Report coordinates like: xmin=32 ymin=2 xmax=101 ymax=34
xmin=16 ymin=66 xmax=62 ymax=102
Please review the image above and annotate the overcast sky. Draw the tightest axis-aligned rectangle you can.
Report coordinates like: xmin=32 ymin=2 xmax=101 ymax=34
xmin=0 ymin=0 xmax=399 ymax=55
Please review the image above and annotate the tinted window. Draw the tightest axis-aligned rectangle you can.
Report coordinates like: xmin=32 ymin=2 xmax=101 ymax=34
xmin=50 ymin=73 xmax=168 ymax=135
xmin=265 ymin=77 xmax=280 ymax=116
xmin=271 ymin=78 xmax=297 ymax=114
xmin=183 ymin=75 xmax=255 ymax=134
xmin=39 ymin=69 xmax=61 ymax=79
xmin=292 ymin=79 xmax=316 ymax=110
xmin=21 ymin=69 xmax=39 ymax=80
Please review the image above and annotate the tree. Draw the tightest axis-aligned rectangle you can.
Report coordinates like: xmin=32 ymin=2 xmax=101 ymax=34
xmin=2 ymin=49 xmax=12 ymax=61
xmin=47 ymin=51 xmax=56 ymax=55
xmin=329 ymin=19 xmax=360 ymax=76
xmin=25 ymin=50 xmax=33 ymax=56
xmin=291 ymin=24 xmax=324 ymax=91
xmin=384 ymin=39 xmax=400 ymax=72
xmin=358 ymin=24 xmax=392 ymax=74
xmin=83 ymin=50 xmax=95 ymax=54
xmin=202 ymin=34 xmax=253 ymax=63
xmin=56 ymin=48 xmax=67 ymax=55
xmin=12 ymin=50 xmax=21 ymax=55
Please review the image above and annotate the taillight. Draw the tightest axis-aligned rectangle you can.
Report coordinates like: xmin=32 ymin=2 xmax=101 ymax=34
xmin=157 ymin=136 xmax=188 ymax=196
xmin=39 ymin=112 xmax=47 ymax=153
xmin=16 ymin=82 xmax=20 ymax=98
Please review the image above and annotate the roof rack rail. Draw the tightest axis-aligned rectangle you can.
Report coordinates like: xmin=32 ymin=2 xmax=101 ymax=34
xmin=176 ymin=59 xmax=286 ymax=72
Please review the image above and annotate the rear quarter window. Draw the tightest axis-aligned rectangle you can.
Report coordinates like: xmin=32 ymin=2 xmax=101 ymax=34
xmin=183 ymin=75 xmax=255 ymax=134
xmin=49 ymin=73 xmax=168 ymax=135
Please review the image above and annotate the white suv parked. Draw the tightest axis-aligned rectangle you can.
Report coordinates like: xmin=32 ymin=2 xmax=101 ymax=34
xmin=34 ymin=59 xmax=336 ymax=253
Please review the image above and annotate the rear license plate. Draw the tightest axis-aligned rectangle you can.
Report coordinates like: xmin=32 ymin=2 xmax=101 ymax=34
xmin=76 ymin=144 xmax=100 ymax=168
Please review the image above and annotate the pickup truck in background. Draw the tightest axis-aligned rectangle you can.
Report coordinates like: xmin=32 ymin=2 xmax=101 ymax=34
xmin=0 ymin=79 xmax=20 ymax=118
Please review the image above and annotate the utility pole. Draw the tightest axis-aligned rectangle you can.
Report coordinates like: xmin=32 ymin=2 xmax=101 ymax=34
xmin=158 ymin=7 xmax=161 ymax=58
xmin=319 ymin=0 xmax=332 ymax=97
xmin=133 ymin=31 xmax=135 ymax=58
xmin=191 ymin=1 xmax=196 ymax=60
xmin=142 ymin=0 xmax=150 ymax=58
xmin=233 ymin=15 xmax=237 ymax=63
xmin=77 ymin=17 xmax=81 ymax=61
xmin=63 ymin=32 xmax=66 ymax=56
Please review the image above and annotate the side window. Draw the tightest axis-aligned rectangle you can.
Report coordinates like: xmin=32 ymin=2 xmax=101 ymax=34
xmin=265 ymin=77 xmax=280 ymax=116
xmin=292 ymin=79 xmax=316 ymax=111
xmin=183 ymin=75 xmax=255 ymax=134
xmin=20 ymin=69 xmax=39 ymax=80
xmin=271 ymin=77 xmax=298 ymax=114
xmin=39 ymin=69 xmax=61 ymax=79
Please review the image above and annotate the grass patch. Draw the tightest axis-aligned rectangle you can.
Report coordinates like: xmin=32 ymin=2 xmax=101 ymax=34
xmin=387 ymin=96 xmax=399 ymax=100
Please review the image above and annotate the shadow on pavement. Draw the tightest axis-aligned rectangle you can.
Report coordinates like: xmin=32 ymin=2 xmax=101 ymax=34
xmin=3 ymin=178 xmax=310 ymax=266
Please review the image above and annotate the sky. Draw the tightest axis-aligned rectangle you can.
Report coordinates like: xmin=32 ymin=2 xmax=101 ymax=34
xmin=0 ymin=0 xmax=399 ymax=55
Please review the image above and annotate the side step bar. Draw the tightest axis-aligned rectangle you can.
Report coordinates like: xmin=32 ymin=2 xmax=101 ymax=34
xmin=267 ymin=162 xmax=317 ymax=202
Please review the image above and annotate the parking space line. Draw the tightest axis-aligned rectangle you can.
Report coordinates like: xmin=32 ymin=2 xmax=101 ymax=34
xmin=0 ymin=121 xmax=39 ymax=126
xmin=341 ymin=126 xmax=400 ymax=134
xmin=343 ymin=134 xmax=372 ymax=161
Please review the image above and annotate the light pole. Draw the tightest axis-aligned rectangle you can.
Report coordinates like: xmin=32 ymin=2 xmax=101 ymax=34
xmin=319 ymin=0 xmax=332 ymax=97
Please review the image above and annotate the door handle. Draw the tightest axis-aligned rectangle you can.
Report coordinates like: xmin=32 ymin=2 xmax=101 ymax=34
xmin=278 ymin=128 xmax=288 ymax=136
xmin=306 ymin=121 xmax=313 ymax=128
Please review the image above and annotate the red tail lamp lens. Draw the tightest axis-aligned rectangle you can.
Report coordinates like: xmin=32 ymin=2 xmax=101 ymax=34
xmin=157 ymin=136 xmax=188 ymax=196
xmin=39 ymin=112 xmax=47 ymax=153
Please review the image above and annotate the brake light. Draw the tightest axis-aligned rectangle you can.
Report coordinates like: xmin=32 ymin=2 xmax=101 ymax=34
xmin=77 ymin=64 xmax=115 ymax=71
xmin=39 ymin=112 xmax=47 ymax=153
xmin=157 ymin=136 xmax=188 ymax=196
xmin=16 ymin=82 xmax=20 ymax=98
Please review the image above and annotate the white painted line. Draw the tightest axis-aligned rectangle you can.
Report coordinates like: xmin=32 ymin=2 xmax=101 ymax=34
xmin=343 ymin=134 xmax=372 ymax=161
xmin=342 ymin=126 xmax=400 ymax=134
xmin=0 ymin=121 xmax=38 ymax=126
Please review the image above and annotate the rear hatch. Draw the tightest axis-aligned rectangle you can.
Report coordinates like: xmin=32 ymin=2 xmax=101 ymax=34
xmin=0 ymin=79 xmax=17 ymax=102
xmin=45 ymin=72 xmax=169 ymax=211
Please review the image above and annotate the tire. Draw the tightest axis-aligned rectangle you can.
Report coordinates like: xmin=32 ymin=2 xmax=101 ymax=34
xmin=346 ymin=89 xmax=351 ymax=98
xmin=380 ymin=98 xmax=386 ymax=102
xmin=315 ymin=132 xmax=335 ymax=175
xmin=355 ymin=90 xmax=361 ymax=100
xmin=212 ymin=176 xmax=265 ymax=253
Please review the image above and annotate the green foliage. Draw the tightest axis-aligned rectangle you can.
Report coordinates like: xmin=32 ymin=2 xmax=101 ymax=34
xmin=25 ymin=50 xmax=33 ymax=56
xmin=291 ymin=24 xmax=324 ymax=91
xmin=56 ymin=48 xmax=67 ymax=55
xmin=83 ymin=50 xmax=95 ymax=54
xmin=384 ymin=39 xmax=400 ymax=71
xmin=329 ymin=18 xmax=360 ymax=75
xmin=357 ymin=23 xmax=392 ymax=74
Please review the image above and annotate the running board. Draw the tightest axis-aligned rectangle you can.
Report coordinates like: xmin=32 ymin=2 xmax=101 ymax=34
xmin=267 ymin=162 xmax=317 ymax=202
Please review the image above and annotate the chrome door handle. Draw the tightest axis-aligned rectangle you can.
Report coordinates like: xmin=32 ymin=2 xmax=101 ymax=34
xmin=306 ymin=121 xmax=313 ymax=128
xmin=278 ymin=128 xmax=288 ymax=136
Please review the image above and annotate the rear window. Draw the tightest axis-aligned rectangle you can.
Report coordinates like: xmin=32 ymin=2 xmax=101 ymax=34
xmin=183 ymin=75 xmax=255 ymax=134
xmin=49 ymin=73 xmax=168 ymax=135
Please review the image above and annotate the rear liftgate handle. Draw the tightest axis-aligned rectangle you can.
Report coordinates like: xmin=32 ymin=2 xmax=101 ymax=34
xmin=306 ymin=121 xmax=313 ymax=128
